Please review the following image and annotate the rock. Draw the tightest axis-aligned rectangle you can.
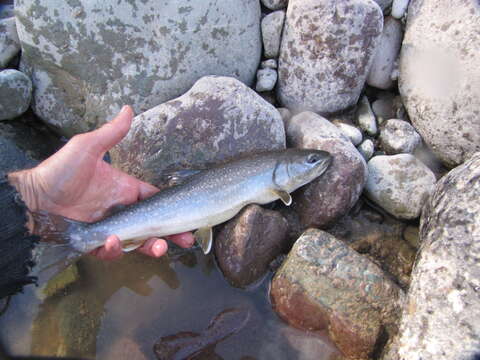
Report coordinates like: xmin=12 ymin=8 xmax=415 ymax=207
xmin=391 ymin=0 xmax=409 ymax=19
xmin=358 ymin=139 xmax=375 ymax=160
xmin=39 ymin=264 xmax=80 ymax=300
xmin=372 ymin=98 xmax=394 ymax=124
xmin=260 ymin=59 xmax=277 ymax=69
xmin=255 ymin=68 xmax=278 ymax=92
xmin=286 ymin=111 xmax=368 ymax=228
xmin=110 ymin=76 xmax=285 ymax=186
xmin=402 ymin=225 xmax=419 ymax=249
xmin=384 ymin=152 xmax=480 ymax=360
xmin=0 ymin=17 xmax=20 ymax=68
xmin=271 ymin=229 xmax=404 ymax=360
xmin=215 ymin=205 xmax=289 ymax=288
xmin=0 ymin=69 xmax=32 ymax=120
xmin=261 ymin=0 xmax=288 ymax=10
xmin=367 ymin=17 xmax=403 ymax=90
xmin=15 ymin=0 xmax=262 ymax=136
xmin=277 ymin=0 xmax=383 ymax=114
xmin=379 ymin=119 xmax=421 ymax=154
xmin=372 ymin=0 xmax=393 ymax=12
xmin=365 ymin=154 xmax=436 ymax=219
xmin=276 ymin=107 xmax=291 ymax=127
xmin=356 ymin=96 xmax=378 ymax=136
xmin=399 ymin=0 xmax=480 ymax=167
xmin=334 ymin=121 xmax=363 ymax=146
xmin=261 ymin=10 xmax=285 ymax=59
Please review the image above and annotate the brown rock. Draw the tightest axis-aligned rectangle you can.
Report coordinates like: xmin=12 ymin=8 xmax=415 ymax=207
xmin=215 ymin=204 xmax=289 ymax=288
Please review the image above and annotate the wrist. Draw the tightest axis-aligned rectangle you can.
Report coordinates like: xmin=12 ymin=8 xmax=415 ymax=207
xmin=7 ymin=169 xmax=41 ymax=212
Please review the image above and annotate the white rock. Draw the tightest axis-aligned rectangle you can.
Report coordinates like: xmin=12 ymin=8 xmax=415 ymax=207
xmin=391 ymin=0 xmax=410 ymax=19
xmin=367 ymin=17 xmax=403 ymax=89
xmin=0 ymin=17 xmax=20 ymax=68
xmin=358 ymin=139 xmax=374 ymax=160
xmin=256 ymin=68 xmax=278 ymax=92
xmin=260 ymin=59 xmax=277 ymax=69
xmin=261 ymin=0 xmax=288 ymax=10
xmin=262 ymin=10 xmax=285 ymax=59
xmin=335 ymin=122 xmax=363 ymax=146
xmin=365 ymin=154 xmax=436 ymax=219
xmin=356 ymin=96 xmax=378 ymax=136
xmin=0 ymin=69 xmax=32 ymax=120
xmin=379 ymin=119 xmax=421 ymax=154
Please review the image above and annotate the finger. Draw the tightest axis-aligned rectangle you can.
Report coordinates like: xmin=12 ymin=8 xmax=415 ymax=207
xmin=137 ymin=180 xmax=160 ymax=200
xmin=138 ymin=238 xmax=168 ymax=258
xmin=91 ymin=235 xmax=123 ymax=261
xmin=90 ymin=105 xmax=134 ymax=154
xmin=166 ymin=232 xmax=195 ymax=248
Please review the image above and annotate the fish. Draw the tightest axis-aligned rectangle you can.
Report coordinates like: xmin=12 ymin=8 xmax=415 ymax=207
xmin=153 ymin=307 xmax=250 ymax=360
xmin=33 ymin=149 xmax=332 ymax=255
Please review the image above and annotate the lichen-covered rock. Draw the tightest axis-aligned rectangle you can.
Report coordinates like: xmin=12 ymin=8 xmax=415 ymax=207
xmin=365 ymin=154 xmax=436 ymax=219
xmin=255 ymin=68 xmax=277 ymax=92
xmin=0 ymin=69 xmax=32 ymax=120
xmin=0 ymin=17 xmax=20 ymax=68
xmin=277 ymin=0 xmax=383 ymax=114
xmin=399 ymin=0 xmax=480 ymax=167
xmin=384 ymin=152 xmax=480 ymax=360
xmin=215 ymin=205 xmax=289 ymax=288
xmin=271 ymin=229 xmax=404 ymax=360
xmin=15 ymin=0 xmax=261 ymax=136
xmin=286 ymin=111 xmax=367 ymax=228
xmin=379 ymin=119 xmax=421 ymax=154
xmin=110 ymin=76 xmax=285 ymax=186
xmin=261 ymin=0 xmax=289 ymax=10
xmin=261 ymin=10 xmax=285 ymax=59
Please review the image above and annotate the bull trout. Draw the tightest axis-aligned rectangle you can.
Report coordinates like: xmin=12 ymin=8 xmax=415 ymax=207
xmin=33 ymin=149 xmax=331 ymax=255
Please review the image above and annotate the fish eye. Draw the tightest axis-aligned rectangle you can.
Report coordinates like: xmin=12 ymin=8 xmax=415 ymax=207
xmin=306 ymin=154 xmax=319 ymax=164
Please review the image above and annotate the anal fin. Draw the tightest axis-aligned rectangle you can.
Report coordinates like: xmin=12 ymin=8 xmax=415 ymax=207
xmin=272 ymin=190 xmax=292 ymax=206
xmin=194 ymin=227 xmax=213 ymax=255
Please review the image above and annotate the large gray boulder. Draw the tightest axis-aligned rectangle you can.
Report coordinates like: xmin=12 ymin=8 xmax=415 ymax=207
xmin=399 ymin=0 xmax=480 ymax=167
xmin=110 ymin=76 xmax=286 ymax=186
xmin=384 ymin=153 xmax=480 ymax=360
xmin=277 ymin=0 xmax=383 ymax=114
xmin=15 ymin=0 xmax=262 ymax=136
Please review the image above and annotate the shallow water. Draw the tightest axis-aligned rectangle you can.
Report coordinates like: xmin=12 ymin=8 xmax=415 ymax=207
xmin=0 ymin=248 xmax=339 ymax=360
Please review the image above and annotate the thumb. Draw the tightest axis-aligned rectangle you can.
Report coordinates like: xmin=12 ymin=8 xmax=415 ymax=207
xmin=91 ymin=105 xmax=134 ymax=153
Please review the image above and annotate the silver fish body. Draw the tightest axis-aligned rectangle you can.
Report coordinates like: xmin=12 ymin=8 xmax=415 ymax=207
xmin=50 ymin=149 xmax=331 ymax=254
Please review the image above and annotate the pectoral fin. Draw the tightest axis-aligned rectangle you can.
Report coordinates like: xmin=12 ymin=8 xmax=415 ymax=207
xmin=273 ymin=190 xmax=292 ymax=206
xmin=195 ymin=227 xmax=213 ymax=255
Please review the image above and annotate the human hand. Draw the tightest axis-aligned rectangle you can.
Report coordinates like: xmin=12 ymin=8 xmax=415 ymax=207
xmin=8 ymin=106 xmax=194 ymax=260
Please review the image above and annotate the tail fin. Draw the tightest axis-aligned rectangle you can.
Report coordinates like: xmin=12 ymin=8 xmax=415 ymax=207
xmin=29 ymin=210 xmax=86 ymax=247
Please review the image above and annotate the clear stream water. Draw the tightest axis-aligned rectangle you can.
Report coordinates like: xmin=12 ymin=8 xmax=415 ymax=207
xmin=0 ymin=248 xmax=340 ymax=360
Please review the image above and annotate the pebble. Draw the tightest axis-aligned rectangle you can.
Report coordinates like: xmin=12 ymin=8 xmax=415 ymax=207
xmin=261 ymin=10 xmax=285 ymax=59
xmin=0 ymin=69 xmax=32 ymax=120
xmin=379 ymin=119 xmax=422 ymax=154
xmin=334 ymin=121 xmax=363 ymax=146
xmin=261 ymin=0 xmax=288 ymax=10
xmin=256 ymin=68 xmax=278 ymax=92
xmin=358 ymin=139 xmax=375 ymax=160
xmin=356 ymin=96 xmax=378 ymax=136
xmin=391 ymin=0 xmax=410 ymax=19
xmin=372 ymin=98 xmax=394 ymax=124
xmin=260 ymin=59 xmax=277 ymax=69
xmin=0 ymin=17 xmax=20 ymax=68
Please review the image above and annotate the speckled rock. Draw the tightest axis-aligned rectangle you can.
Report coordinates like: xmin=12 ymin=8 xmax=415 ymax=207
xmin=334 ymin=121 xmax=363 ymax=146
xmin=391 ymin=0 xmax=409 ymax=19
xmin=256 ymin=68 xmax=278 ymax=92
xmin=358 ymin=139 xmax=375 ymax=160
xmin=261 ymin=10 xmax=285 ymax=59
xmin=0 ymin=69 xmax=32 ymax=120
xmin=15 ymin=0 xmax=262 ymax=136
xmin=379 ymin=119 xmax=421 ymax=154
xmin=0 ymin=17 xmax=20 ymax=68
xmin=286 ymin=111 xmax=368 ymax=228
xmin=356 ymin=96 xmax=378 ymax=136
xmin=215 ymin=205 xmax=289 ymax=288
xmin=399 ymin=0 xmax=480 ymax=167
xmin=384 ymin=152 xmax=480 ymax=360
xmin=271 ymin=229 xmax=404 ymax=360
xmin=367 ymin=17 xmax=403 ymax=89
xmin=261 ymin=59 xmax=277 ymax=69
xmin=277 ymin=0 xmax=383 ymax=114
xmin=261 ymin=0 xmax=289 ymax=10
xmin=365 ymin=154 xmax=436 ymax=219
xmin=110 ymin=76 xmax=285 ymax=186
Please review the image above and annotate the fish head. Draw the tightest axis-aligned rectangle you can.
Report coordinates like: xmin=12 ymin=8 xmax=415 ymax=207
xmin=273 ymin=149 xmax=332 ymax=192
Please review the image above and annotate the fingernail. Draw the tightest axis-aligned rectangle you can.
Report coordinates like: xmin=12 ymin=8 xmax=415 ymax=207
xmin=120 ymin=105 xmax=129 ymax=114
xmin=153 ymin=242 xmax=166 ymax=257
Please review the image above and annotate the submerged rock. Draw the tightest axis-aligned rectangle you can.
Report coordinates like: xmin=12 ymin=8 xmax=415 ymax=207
xmin=277 ymin=0 xmax=383 ymax=114
xmin=15 ymin=0 xmax=262 ymax=136
xmin=271 ymin=229 xmax=404 ymax=360
xmin=261 ymin=10 xmax=285 ymax=59
xmin=110 ymin=76 xmax=285 ymax=186
xmin=0 ymin=17 xmax=20 ymax=68
xmin=379 ymin=119 xmax=421 ymax=154
xmin=385 ymin=152 xmax=480 ymax=360
xmin=0 ymin=69 xmax=32 ymax=120
xmin=215 ymin=205 xmax=289 ymax=288
xmin=286 ymin=111 xmax=367 ymax=228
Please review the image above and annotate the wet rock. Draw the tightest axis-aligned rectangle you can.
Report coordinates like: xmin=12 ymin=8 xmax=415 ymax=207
xmin=0 ymin=69 xmax=32 ymax=120
xmin=391 ymin=0 xmax=409 ymax=19
xmin=286 ymin=111 xmax=368 ymax=228
xmin=384 ymin=152 xmax=480 ymax=360
xmin=40 ymin=264 xmax=80 ymax=300
xmin=261 ymin=59 xmax=277 ymax=69
xmin=379 ymin=119 xmax=421 ymax=154
xmin=399 ymin=0 xmax=480 ymax=167
xmin=365 ymin=154 xmax=436 ymax=219
xmin=372 ymin=98 xmax=394 ymax=124
xmin=334 ymin=121 xmax=363 ymax=146
xmin=256 ymin=68 xmax=278 ymax=92
xmin=261 ymin=10 xmax=285 ymax=59
xmin=358 ymin=139 xmax=375 ymax=161
xmin=271 ymin=229 xmax=404 ymax=360
xmin=367 ymin=17 xmax=403 ymax=90
xmin=261 ymin=0 xmax=288 ymax=10
xmin=0 ymin=17 xmax=20 ymax=68
xmin=277 ymin=0 xmax=383 ymax=114
xmin=356 ymin=96 xmax=378 ymax=136
xmin=110 ymin=76 xmax=285 ymax=186
xmin=215 ymin=205 xmax=289 ymax=288
xmin=15 ymin=0 xmax=261 ymax=136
